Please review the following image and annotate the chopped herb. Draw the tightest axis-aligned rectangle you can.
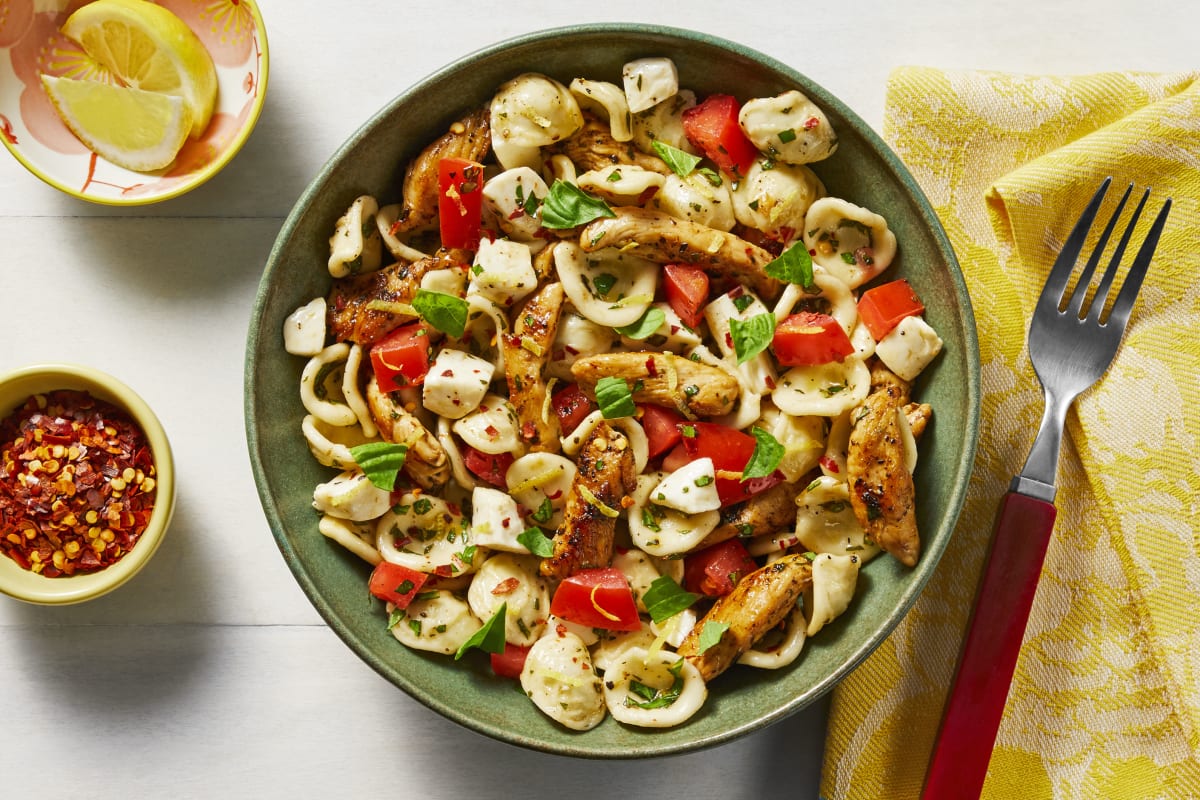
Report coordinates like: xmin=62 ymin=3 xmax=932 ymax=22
xmin=613 ymin=307 xmax=666 ymax=340
xmin=697 ymin=167 xmax=722 ymax=187
xmin=591 ymin=272 xmax=618 ymax=298
xmin=530 ymin=497 xmax=554 ymax=524
xmin=386 ymin=608 xmax=404 ymax=630
xmin=624 ymin=660 xmax=684 ymax=709
xmin=540 ymin=180 xmax=616 ymax=229
xmin=729 ymin=312 xmax=776 ymax=364
xmin=641 ymin=505 xmax=664 ymax=532
xmin=777 ymin=128 xmax=797 ymax=143
xmin=732 ymin=294 xmax=755 ymax=313
xmin=764 ymin=242 xmax=815 ymax=288
xmin=680 ymin=424 xmax=696 ymax=438
xmin=395 ymin=579 xmax=415 ymax=595
xmin=840 ymin=251 xmax=857 ymax=265
xmin=454 ymin=603 xmax=508 ymax=660
xmin=742 ymin=427 xmax=784 ymax=481
xmin=651 ymin=140 xmax=702 ymax=177
xmin=607 ymin=169 xmax=624 ymax=182
xmin=696 ymin=620 xmax=731 ymax=654
xmin=641 ymin=576 xmax=698 ymax=624
xmin=821 ymin=383 xmax=847 ymax=397
xmin=683 ymin=384 xmax=699 ymax=398
xmin=693 ymin=475 xmax=714 ymax=487
xmin=595 ymin=376 xmax=636 ymax=419
xmin=349 ymin=442 xmax=409 ymax=491
xmin=517 ymin=527 xmax=555 ymax=557
xmin=411 ymin=289 xmax=468 ymax=338
xmin=412 ymin=497 xmax=433 ymax=515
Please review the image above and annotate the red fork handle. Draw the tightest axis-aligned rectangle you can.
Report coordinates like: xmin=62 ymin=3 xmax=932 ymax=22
xmin=921 ymin=491 xmax=1058 ymax=800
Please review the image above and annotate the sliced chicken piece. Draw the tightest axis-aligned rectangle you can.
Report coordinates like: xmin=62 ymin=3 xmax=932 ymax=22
xmin=579 ymin=207 xmax=784 ymax=302
xmin=390 ymin=107 xmax=491 ymax=237
xmin=905 ymin=402 xmax=932 ymax=439
xmin=531 ymin=241 xmax=558 ymax=282
xmin=327 ymin=249 xmax=465 ymax=345
xmin=501 ymin=282 xmax=565 ymax=452
xmin=541 ymin=421 xmax=636 ymax=580
xmin=846 ymin=361 xmax=919 ymax=567
xmin=365 ymin=377 xmax=450 ymax=491
xmin=676 ymin=553 xmax=812 ymax=681
xmin=693 ymin=481 xmax=803 ymax=551
xmin=552 ymin=112 xmax=669 ymax=175
xmin=570 ymin=352 xmax=739 ymax=418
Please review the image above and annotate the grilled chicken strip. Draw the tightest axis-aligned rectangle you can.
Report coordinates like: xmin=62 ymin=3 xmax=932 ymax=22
xmin=846 ymin=362 xmax=920 ymax=567
xmin=570 ymin=352 xmax=739 ymax=418
xmin=327 ymin=248 xmax=465 ymax=345
xmin=579 ymin=207 xmax=784 ymax=302
xmin=365 ymin=377 xmax=450 ymax=491
xmin=693 ymin=481 xmax=803 ymax=551
xmin=501 ymin=282 xmax=565 ymax=452
xmin=676 ymin=553 xmax=812 ymax=681
xmin=552 ymin=112 xmax=669 ymax=174
xmin=389 ymin=107 xmax=490 ymax=237
xmin=540 ymin=421 xmax=637 ymax=580
xmin=905 ymin=402 xmax=932 ymax=439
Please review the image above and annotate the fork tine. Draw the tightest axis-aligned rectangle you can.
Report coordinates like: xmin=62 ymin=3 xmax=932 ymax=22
xmin=1085 ymin=186 xmax=1148 ymax=321
xmin=1105 ymin=196 xmax=1171 ymax=327
xmin=1065 ymin=183 xmax=1132 ymax=317
xmin=1042 ymin=177 xmax=1112 ymax=306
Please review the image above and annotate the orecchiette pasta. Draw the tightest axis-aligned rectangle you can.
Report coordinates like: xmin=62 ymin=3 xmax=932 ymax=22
xmin=286 ymin=56 xmax=943 ymax=734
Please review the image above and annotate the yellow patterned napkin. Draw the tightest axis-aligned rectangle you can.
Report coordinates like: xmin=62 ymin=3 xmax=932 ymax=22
xmin=821 ymin=69 xmax=1200 ymax=800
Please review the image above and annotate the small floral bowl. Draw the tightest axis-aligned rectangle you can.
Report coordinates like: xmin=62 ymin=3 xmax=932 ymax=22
xmin=0 ymin=0 xmax=269 ymax=205
xmin=0 ymin=364 xmax=175 ymax=605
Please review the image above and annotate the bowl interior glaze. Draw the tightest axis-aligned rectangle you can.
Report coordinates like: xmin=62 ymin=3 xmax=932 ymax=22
xmin=245 ymin=24 xmax=979 ymax=758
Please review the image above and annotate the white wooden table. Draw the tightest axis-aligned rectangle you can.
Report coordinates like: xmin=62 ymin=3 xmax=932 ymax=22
xmin=1 ymin=3 xmax=1194 ymax=798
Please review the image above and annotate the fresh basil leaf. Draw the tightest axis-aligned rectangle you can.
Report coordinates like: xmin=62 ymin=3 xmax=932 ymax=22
xmin=517 ymin=527 xmax=555 ymax=557
xmin=613 ymin=307 xmax=666 ymax=340
xmin=624 ymin=661 xmax=684 ymax=709
xmin=454 ymin=602 xmax=507 ymax=660
xmin=742 ymin=427 xmax=784 ymax=481
xmin=764 ymin=242 xmax=815 ymax=288
xmin=641 ymin=575 xmax=699 ymax=624
xmin=540 ymin=180 xmax=616 ymax=229
xmin=411 ymin=289 xmax=468 ymax=338
xmin=595 ymin=376 xmax=636 ymax=419
xmin=696 ymin=621 xmax=730 ymax=654
xmin=349 ymin=442 xmax=408 ymax=490
xmin=729 ymin=312 xmax=776 ymax=365
xmin=651 ymin=140 xmax=702 ymax=177
xmin=530 ymin=497 xmax=554 ymax=524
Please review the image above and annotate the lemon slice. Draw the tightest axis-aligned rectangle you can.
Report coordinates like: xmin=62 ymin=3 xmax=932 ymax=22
xmin=41 ymin=74 xmax=192 ymax=171
xmin=60 ymin=0 xmax=217 ymax=139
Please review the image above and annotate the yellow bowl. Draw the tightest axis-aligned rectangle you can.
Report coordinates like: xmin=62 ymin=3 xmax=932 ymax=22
xmin=0 ymin=0 xmax=269 ymax=205
xmin=0 ymin=364 xmax=175 ymax=604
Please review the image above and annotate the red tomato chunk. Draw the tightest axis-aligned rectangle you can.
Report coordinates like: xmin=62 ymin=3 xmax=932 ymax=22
xmin=639 ymin=404 xmax=686 ymax=460
xmin=490 ymin=643 xmax=531 ymax=679
xmin=438 ymin=157 xmax=484 ymax=249
xmin=462 ymin=446 xmax=514 ymax=488
xmin=681 ymin=94 xmax=761 ymax=179
xmin=370 ymin=322 xmax=433 ymax=391
xmin=368 ymin=561 xmax=428 ymax=609
xmin=684 ymin=539 xmax=759 ymax=597
xmin=550 ymin=382 xmax=597 ymax=436
xmin=662 ymin=263 xmax=710 ymax=330
xmin=550 ymin=567 xmax=641 ymax=631
xmin=678 ymin=421 xmax=782 ymax=506
xmin=857 ymin=279 xmax=925 ymax=340
xmin=771 ymin=311 xmax=856 ymax=366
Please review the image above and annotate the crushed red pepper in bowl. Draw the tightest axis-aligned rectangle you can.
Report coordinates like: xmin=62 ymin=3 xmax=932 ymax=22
xmin=0 ymin=364 xmax=174 ymax=605
xmin=0 ymin=390 xmax=157 ymax=577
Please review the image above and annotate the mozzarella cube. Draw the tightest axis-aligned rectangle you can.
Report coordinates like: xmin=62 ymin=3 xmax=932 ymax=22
xmin=468 ymin=238 xmax=537 ymax=306
xmin=874 ymin=315 xmax=943 ymax=381
xmin=421 ymin=348 xmax=495 ymax=419
xmin=483 ymin=167 xmax=550 ymax=244
xmin=650 ymin=458 xmax=721 ymax=514
xmin=622 ymin=57 xmax=679 ymax=113
xmin=283 ymin=297 xmax=327 ymax=356
xmin=420 ymin=266 xmax=468 ymax=298
xmin=312 ymin=470 xmax=392 ymax=521
xmin=469 ymin=486 xmax=527 ymax=552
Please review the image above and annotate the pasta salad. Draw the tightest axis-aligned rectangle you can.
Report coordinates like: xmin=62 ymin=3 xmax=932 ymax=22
xmin=282 ymin=57 xmax=943 ymax=731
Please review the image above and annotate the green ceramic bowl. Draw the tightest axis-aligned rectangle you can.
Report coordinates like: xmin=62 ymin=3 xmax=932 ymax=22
xmin=245 ymin=24 xmax=979 ymax=758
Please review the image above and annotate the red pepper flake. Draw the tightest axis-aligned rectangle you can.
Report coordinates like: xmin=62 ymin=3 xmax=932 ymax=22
xmin=803 ymin=116 xmax=821 ymax=130
xmin=645 ymin=356 xmax=658 ymax=378
xmin=764 ymin=375 xmax=777 ymax=391
xmin=819 ymin=455 xmax=840 ymax=474
xmin=0 ymin=390 xmax=157 ymax=578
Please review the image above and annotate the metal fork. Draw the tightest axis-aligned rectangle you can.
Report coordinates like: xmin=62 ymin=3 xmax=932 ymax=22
xmin=921 ymin=178 xmax=1172 ymax=800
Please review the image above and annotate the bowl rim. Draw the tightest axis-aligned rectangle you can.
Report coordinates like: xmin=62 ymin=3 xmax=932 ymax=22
xmin=0 ymin=362 xmax=176 ymax=604
xmin=0 ymin=0 xmax=271 ymax=206
xmin=246 ymin=22 xmax=980 ymax=756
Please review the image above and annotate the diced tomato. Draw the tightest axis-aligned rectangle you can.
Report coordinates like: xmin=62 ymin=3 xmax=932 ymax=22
xmin=369 ymin=322 xmax=432 ymax=392
xmin=771 ymin=312 xmax=856 ymax=366
xmin=681 ymin=94 xmax=761 ymax=179
xmin=463 ymin=446 xmax=514 ymax=487
xmin=438 ymin=157 xmax=485 ymax=249
xmin=549 ymin=568 xmax=641 ymax=631
xmin=678 ymin=421 xmax=783 ymax=506
xmin=551 ymin=382 xmax=597 ymax=436
xmin=857 ymin=279 xmax=926 ymax=340
xmin=684 ymin=539 xmax=759 ymax=597
xmin=639 ymin=404 xmax=686 ymax=460
xmin=662 ymin=264 xmax=710 ymax=329
xmin=367 ymin=562 xmax=429 ymax=609
xmin=489 ymin=643 xmax=531 ymax=679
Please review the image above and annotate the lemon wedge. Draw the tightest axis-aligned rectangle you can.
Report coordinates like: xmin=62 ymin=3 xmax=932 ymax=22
xmin=41 ymin=74 xmax=193 ymax=172
xmin=60 ymin=0 xmax=217 ymax=139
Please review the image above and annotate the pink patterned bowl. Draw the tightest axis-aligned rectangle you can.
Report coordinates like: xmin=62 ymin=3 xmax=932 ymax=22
xmin=0 ymin=0 xmax=268 ymax=205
